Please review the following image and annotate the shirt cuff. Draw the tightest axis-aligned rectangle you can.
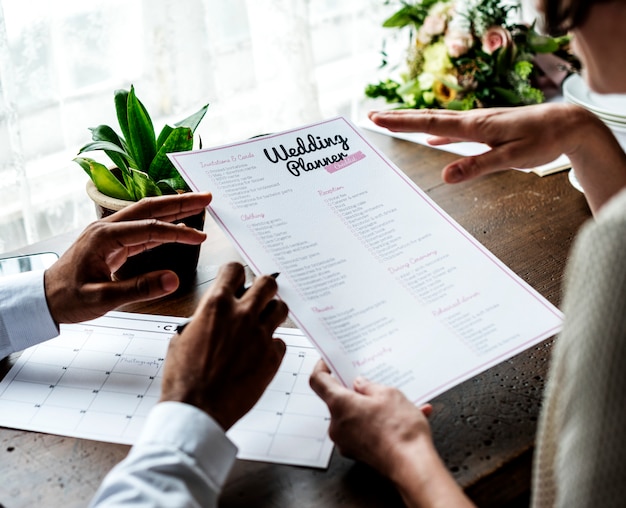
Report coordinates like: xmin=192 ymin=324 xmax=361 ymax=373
xmin=137 ymin=401 xmax=238 ymax=489
xmin=1 ymin=270 xmax=59 ymax=354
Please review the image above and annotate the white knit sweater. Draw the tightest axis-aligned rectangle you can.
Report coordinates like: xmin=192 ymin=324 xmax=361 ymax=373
xmin=532 ymin=187 xmax=626 ymax=507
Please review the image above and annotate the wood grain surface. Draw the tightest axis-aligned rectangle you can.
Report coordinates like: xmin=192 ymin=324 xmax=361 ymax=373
xmin=0 ymin=130 xmax=592 ymax=507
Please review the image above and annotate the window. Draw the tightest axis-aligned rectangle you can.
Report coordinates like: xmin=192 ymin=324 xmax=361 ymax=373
xmin=0 ymin=0 xmax=395 ymax=253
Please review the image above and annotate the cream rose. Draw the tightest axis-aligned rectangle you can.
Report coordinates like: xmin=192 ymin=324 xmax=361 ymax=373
xmin=422 ymin=12 xmax=447 ymax=37
xmin=481 ymin=26 xmax=512 ymax=54
xmin=444 ymin=28 xmax=473 ymax=58
xmin=417 ymin=27 xmax=433 ymax=46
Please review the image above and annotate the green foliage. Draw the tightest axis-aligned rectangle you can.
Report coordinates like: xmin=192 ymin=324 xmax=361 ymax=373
xmin=365 ymin=79 xmax=404 ymax=104
xmin=382 ymin=0 xmax=440 ymax=28
xmin=514 ymin=60 xmax=533 ymax=80
xmin=75 ymin=85 xmax=208 ymax=201
xmin=466 ymin=0 xmax=518 ymax=34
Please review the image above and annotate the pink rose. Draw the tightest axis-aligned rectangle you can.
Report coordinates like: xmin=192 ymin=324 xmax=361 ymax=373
xmin=444 ymin=28 xmax=473 ymax=58
xmin=481 ymin=26 xmax=512 ymax=54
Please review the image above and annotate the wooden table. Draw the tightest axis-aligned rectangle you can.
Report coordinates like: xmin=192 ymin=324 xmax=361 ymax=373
xmin=0 ymin=130 xmax=592 ymax=508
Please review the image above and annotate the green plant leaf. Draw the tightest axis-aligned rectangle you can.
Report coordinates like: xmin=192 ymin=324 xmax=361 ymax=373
xmin=88 ymin=124 xmax=132 ymax=173
xmin=382 ymin=4 xmax=425 ymax=27
xmin=156 ymin=124 xmax=174 ymax=152
xmin=154 ymin=103 xmax=209 ymax=152
xmin=157 ymin=178 xmax=185 ymax=195
xmin=382 ymin=7 xmax=416 ymax=27
xmin=382 ymin=0 xmax=438 ymax=28
xmin=114 ymin=89 xmax=131 ymax=144
xmin=495 ymin=45 xmax=514 ymax=76
xmin=130 ymin=169 xmax=162 ymax=199
xmin=78 ymin=140 xmax=131 ymax=160
xmin=445 ymin=100 xmax=467 ymax=110
xmin=126 ymin=85 xmax=157 ymax=174
xmin=527 ymin=30 xmax=560 ymax=53
xmin=90 ymin=124 xmax=124 ymax=148
xmin=175 ymin=103 xmax=209 ymax=133
xmin=148 ymin=126 xmax=193 ymax=189
xmin=493 ymin=86 xmax=522 ymax=105
xmin=397 ymin=78 xmax=422 ymax=98
xmin=73 ymin=157 xmax=133 ymax=200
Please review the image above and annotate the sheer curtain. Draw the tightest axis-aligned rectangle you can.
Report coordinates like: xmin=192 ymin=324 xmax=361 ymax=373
xmin=0 ymin=0 xmax=396 ymax=253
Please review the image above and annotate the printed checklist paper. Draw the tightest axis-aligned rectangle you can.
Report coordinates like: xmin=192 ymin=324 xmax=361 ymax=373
xmin=171 ymin=116 xmax=563 ymax=404
xmin=0 ymin=314 xmax=333 ymax=468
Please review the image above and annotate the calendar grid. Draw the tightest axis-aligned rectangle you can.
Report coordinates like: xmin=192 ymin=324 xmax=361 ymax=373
xmin=0 ymin=312 xmax=333 ymax=468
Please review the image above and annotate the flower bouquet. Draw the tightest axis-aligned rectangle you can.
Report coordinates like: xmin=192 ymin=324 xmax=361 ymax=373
xmin=366 ymin=0 xmax=577 ymax=110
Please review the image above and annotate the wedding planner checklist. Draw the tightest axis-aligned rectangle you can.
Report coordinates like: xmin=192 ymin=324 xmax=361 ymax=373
xmin=170 ymin=117 xmax=563 ymax=404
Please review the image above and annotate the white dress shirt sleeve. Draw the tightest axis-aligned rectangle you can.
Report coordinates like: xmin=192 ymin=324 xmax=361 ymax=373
xmin=90 ymin=401 xmax=238 ymax=508
xmin=0 ymin=270 xmax=59 ymax=358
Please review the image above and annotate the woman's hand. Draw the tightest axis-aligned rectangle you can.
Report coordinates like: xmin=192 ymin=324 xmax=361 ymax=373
xmin=309 ymin=360 xmax=433 ymax=476
xmin=309 ymin=360 xmax=474 ymax=508
xmin=370 ymin=103 xmax=626 ymax=214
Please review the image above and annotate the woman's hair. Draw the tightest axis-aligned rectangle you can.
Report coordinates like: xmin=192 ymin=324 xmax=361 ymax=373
xmin=538 ymin=0 xmax=597 ymax=34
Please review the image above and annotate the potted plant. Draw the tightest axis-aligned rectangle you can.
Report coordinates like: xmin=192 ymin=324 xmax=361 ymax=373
xmin=74 ymin=85 xmax=209 ymax=288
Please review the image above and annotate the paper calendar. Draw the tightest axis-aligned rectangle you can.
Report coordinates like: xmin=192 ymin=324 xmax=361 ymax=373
xmin=0 ymin=312 xmax=333 ymax=468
